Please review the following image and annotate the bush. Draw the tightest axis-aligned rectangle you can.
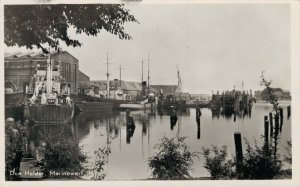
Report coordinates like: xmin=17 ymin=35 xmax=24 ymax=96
xmin=38 ymin=124 xmax=87 ymax=177
xmin=148 ymin=136 xmax=199 ymax=180
xmin=90 ymin=146 xmax=111 ymax=180
xmin=202 ymin=141 xmax=283 ymax=179
xmin=5 ymin=120 xmax=27 ymax=180
xmin=202 ymin=145 xmax=235 ymax=179
xmin=284 ymin=140 xmax=292 ymax=164
xmin=241 ymin=140 xmax=282 ymax=179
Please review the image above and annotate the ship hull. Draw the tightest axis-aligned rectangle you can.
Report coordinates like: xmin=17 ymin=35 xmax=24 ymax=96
xmin=119 ymin=103 xmax=153 ymax=110
xmin=26 ymin=104 xmax=74 ymax=124
xmin=5 ymin=92 xmax=27 ymax=121
xmin=75 ymin=101 xmax=113 ymax=112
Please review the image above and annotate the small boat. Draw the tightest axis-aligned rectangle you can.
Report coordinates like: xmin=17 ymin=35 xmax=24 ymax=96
xmin=119 ymin=99 xmax=153 ymax=110
xmin=25 ymin=51 xmax=74 ymax=124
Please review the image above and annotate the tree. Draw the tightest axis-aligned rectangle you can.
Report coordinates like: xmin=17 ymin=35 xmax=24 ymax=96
xmin=148 ymin=136 xmax=199 ymax=180
xmin=4 ymin=4 xmax=138 ymax=53
xmin=260 ymin=71 xmax=279 ymax=114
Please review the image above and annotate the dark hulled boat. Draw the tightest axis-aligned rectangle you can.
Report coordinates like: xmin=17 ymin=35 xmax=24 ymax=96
xmin=25 ymin=104 xmax=74 ymax=124
xmin=25 ymin=52 xmax=74 ymax=124
xmin=5 ymin=81 xmax=26 ymax=120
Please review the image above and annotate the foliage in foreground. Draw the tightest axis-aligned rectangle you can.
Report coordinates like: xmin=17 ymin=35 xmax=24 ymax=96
xmin=38 ymin=125 xmax=87 ymax=177
xmin=39 ymin=124 xmax=111 ymax=180
xmin=4 ymin=4 xmax=138 ymax=52
xmin=241 ymin=140 xmax=281 ymax=179
xmin=5 ymin=120 xmax=27 ymax=180
xmin=148 ymin=136 xmax=199 ymax=180
xmin=202 ymin=139 xmax=288 ymax=179
xmin=202 ymin=145 xmax=235 ymax=179
xmin=6 ymin=121 xmax=112 ymax=180
xmin=284 ymin=140 xmax=292 ymax=164
xmin=90 ymin=146 xmax=111 ymax=180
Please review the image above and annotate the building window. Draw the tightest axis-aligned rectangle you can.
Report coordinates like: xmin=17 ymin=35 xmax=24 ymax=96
xmin=60 ymin=62 xmax=65 ymax=79
xmin=66 ymin=63 xmax=71 ymax=82
xmin=73 ymin=64 xmax=77 ymax=90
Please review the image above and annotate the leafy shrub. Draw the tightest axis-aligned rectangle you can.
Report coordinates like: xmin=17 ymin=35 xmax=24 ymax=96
xmin=5 ymin=120 xmax=27 ymax=180
xmin=38 ymin=125 xmax=87 ymax=177
xmin=202 ymin=145 xmax=235 ymax=179
xmin=148 ymin=136 xmax=199 ymax=180
xmin=241 ymin=140 xmax=282 ymax=179
xmin=90 ymin=146 xmax=111 ymax=180
xmin=202 ymin=141 xmax=283 ymax=179
xmin=284 ymin=140 xmax=292 ymax=164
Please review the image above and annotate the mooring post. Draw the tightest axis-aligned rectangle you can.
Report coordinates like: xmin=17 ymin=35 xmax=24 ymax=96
xmin=234 ymin=112 xmax=236 ymax=122
xmin=287 ymin=105 xmax=291 ymax=119
xmin=269 ymin=112 xmax=273 ymax=137
xmin=274 ymin=113 xmax=279 ymax=136
xmin=280 ymin=108 xmax=283 ymax=119
xmin=234 ymin=132 xmax=243 ymax=177
xmin=197 ymin=127 xmax=200 ymax=139
xmin=279 ymin=108 xmax=284 ymax=132
xmin=196 ymin=107 xmax=201 ymax=126
xmin=264 ymin=116 xmax=269 ymax=145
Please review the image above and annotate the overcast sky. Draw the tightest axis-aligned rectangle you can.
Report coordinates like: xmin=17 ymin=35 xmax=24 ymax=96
xmin=5 ymin=3 xmax=291 ymax=94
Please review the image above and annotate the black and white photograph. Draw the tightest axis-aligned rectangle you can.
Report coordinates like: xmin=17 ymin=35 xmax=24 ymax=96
xmin=2 ymin=0 xmax=299 ymax=185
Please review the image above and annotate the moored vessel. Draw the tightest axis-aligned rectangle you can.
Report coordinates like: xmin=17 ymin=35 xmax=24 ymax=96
xmin=24 ymin=51 xmax=74 ymax=124
xmin=119 ymin=99 xmax=153 ymax=110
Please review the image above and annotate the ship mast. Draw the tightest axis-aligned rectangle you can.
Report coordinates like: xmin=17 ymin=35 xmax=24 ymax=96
xmin=106 ymin=52 xmax=110 ymax=98
xmin=119 ymin=64 xmax=124 ymax=88
xmin=176 ymin=65 xmax=183 ymax=93
xmin=141 ymin=59 xmax=144 ymax=82
xmin=46 ymin=51 xmax=53 ymax=94
xmin=147 ymin=51 xmax=150 ymax=88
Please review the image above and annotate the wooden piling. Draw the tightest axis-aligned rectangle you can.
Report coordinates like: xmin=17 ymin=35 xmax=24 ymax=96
xmin=234 ymin=112 xmax=236 ymax=122
xmin=279 ymin=108 xmax=284 ymax=132
xmin=269 ymin=112 xmax=273 ymax=137
xmin=274 ymin=114 xmax=279 ymax=136
xmin=264 ymin=119 xmax=269 ymax=145
xmin=280 ymin=108 xmax=283 ymax=120
xmin=287 ymin=106 xmax=291 ymax=119
xmin=234 ymin=132 xmax=243 ymax=176
xmin=264 ymin=115 xmax=268 ymax=122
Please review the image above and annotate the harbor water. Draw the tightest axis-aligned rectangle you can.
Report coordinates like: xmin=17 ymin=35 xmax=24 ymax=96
xmin=71 ymin=101 xmax=291 ymax=180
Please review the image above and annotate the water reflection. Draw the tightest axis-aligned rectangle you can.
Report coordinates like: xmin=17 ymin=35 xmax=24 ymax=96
xmin=211 ymin=106 xmax=252 ymax=120
xmin=24 ymin=102 xmax=291 ymax=180
xmin=26 ymin=123 xmax=76 ymax=161
xmin=170 ymin=109 xmax=178 ymax=130
xmin=126 ymin=114 xmax=136 ymax=144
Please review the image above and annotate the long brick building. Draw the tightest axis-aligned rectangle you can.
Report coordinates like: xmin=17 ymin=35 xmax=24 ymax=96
xmin=5 ymin=50 xmax=80 ymax=94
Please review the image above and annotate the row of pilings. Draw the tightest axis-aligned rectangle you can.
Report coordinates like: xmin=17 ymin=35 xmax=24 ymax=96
xmin=233 ymin=105 xmax=291 ymax=178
